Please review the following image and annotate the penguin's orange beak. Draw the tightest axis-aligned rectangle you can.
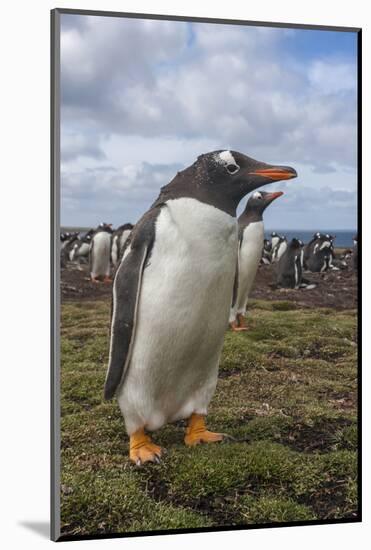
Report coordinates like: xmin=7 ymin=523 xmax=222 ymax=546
xmin=249 ymin=167 xmax=297 ymax=180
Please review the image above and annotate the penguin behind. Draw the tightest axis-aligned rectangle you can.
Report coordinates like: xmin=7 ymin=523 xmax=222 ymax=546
xmin=111 ymin=223 xmax=134 ymax=267
xmin=271 ymin=231 xmax=280 ymax=251
xmin=271 ymin=233 xmax=287 ymax=263
xmin=72 ymin=229 xmax=94 ymax=264
xmin=277 ymin=238 xmax=304 ymax=288
xmin=90 ymin=223 xmax=113 ymax=283
xmin=230 ymin=190 xmax=283 ymax=331
xmin=261 ymin=239 xmax=272 ymax=265
xmin=306 ymin=234 xmax=336 ymax=272
xmin=104 ymin=150 xmax=297 ymax=465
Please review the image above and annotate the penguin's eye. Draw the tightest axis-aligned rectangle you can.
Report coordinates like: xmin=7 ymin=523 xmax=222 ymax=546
xmin=226 ymin=164 xmax=239 ymax=174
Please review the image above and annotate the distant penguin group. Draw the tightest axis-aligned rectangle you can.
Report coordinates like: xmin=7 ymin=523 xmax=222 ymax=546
xmin=276 ymin=238 xmax=316 ymax=289
xmin=60 ymin=222 xmax=133 ymax=282
xmin=303 ymin=233 xmax=337 ymax=273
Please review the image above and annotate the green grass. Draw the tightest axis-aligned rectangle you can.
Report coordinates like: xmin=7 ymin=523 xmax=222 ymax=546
xmin=60 ymin=299 xmax=358 ymax=537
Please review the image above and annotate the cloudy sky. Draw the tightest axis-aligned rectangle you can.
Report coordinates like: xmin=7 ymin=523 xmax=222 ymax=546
xmin=60 ymin=14 xmax=358 ymax=230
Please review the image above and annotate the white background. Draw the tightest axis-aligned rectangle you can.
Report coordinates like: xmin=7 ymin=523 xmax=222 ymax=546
xmin=0 ymin=1 xmax=368 ymax=548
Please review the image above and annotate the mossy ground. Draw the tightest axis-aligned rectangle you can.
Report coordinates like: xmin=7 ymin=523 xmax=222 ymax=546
xmin=60 ymin=299 xmax=358 ymax=537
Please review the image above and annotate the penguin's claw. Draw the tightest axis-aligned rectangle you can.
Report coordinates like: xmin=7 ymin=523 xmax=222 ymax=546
xmin=129 ymin=429 xmax=163 ymax=465
xmin=91 ymin=277 xmax=100 ymax=284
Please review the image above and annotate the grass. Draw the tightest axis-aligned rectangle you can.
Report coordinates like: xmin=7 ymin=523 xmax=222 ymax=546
xmin=60 ymin=299 xmax=358 ymax=537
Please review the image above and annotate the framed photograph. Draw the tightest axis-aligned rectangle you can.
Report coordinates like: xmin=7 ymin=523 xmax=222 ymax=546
xmin=51 ymin=8 xmax=361 ymax=542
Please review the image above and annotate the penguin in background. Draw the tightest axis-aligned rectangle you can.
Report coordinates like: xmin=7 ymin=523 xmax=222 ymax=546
xmin=90 ymin=223 xmax=113 ymax=283
xmin=60 ymin=232 xmax=71 ymax=251
xmin=60 ymin=232 xmax=79 ymax=267
xmin=71 ymin=228 xmax=94 ymax=264
xmin=261 ymin=239 xmax=272 ymax=265
xmin=104 ymin=150 xmax=297 ymax=465
xmin=353 ymin=234 xmax=358 ymax=271
xmin=277 ymin=238 xmax=315 ymax=289
xmin=111 ymin=223 xmax=134 ymax=267
xmin=272 ymin=234 xmax=287 ymax=263
xmin=271 ymin=231 xmax=280 ymax=251
xmin=304 ymin=233 xmax=336 ymax=269
xmin=230 ymin=190 xmax=283 ymax=331
xmin=306 ymin=234 xmax=337 ymax=272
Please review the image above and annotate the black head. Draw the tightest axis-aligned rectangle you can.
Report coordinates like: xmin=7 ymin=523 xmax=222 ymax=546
xmin=118 ymin=223 xmax=134 ymax=231
xmin=290 ymin=238 xmax=303 ymax=250
xmin=157 ymin=150 xmax=297 ymax=216
xmin=97 ymin=222 xmax=113 ymax=233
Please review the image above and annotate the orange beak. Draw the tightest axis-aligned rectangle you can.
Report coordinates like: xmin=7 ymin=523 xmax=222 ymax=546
xmin=249 ymin=167 xmax=297 ymax=181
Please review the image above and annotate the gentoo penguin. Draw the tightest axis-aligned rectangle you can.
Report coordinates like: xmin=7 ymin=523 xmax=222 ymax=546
xmin=90 ymin=223 xmax=113 ymax=283
xmin=71 ymin=229 xmax=94 ymax=264
xmin=277 ymin=238 xmax=305 ymax=288
xmin=60 ymin=232 xmax=79 ymax=267
xmin=261 ymin=239 xmax=272 ymax=265
xmin=353 ymin=234 xmax=358 ymax=271
xmin=111 ymin=223 xmax=134 ymax=267
xmin=272 ymin=234 xmax=287 ymax=263
xmin=229 ymin=190 xmax=283 ymax=331
xmin=104 ymin=149 xmax=297 ymax=465
xmin=271 ymin=231 xmax=280 ymax=251
xmin=305 ymin=234 xmax=337 ymax=272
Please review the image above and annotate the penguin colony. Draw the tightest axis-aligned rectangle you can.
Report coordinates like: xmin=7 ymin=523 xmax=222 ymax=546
xmin=60 ymin=150 xmax=357 ymax=465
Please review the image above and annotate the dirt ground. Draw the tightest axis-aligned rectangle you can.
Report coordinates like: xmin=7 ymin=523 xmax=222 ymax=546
xmin=61 ymin=259 xmax=358 ymax=311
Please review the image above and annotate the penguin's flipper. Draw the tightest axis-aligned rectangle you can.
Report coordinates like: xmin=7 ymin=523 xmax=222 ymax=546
xmin=104 ymin=208 xmax=159 ymax=400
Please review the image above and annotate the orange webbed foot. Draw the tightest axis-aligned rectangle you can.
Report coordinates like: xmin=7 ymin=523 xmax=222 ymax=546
xmin=184 ymin=414 xmax=233 ymax=447
xmin=129 ymin=429 xmax=163 ymax=466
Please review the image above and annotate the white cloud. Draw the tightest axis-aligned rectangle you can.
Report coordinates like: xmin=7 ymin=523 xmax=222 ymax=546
xmin=60 ymin=15 xmax=357 ymax=229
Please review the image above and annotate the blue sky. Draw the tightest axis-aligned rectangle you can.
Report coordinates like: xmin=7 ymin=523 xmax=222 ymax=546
xmin=60 ymin=15 xmax=358 ymax=230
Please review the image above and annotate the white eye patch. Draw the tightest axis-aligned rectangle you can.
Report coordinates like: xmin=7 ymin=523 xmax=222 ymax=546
xmin=252 ymin=191 xmax=262 ymax=199
xmin=215 ymin=150 xmax=240 ymax=174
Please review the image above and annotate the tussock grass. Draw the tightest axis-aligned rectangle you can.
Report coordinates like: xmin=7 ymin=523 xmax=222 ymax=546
xmin=60 ymin=299 xmax=358 ymax=536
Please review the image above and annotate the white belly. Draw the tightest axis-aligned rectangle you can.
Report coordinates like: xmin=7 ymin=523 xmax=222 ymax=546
xmin=117 ymin=198 xmax=238 ymax=434
xmin=111 ymin=235 xmax=119 ymax=266
xmin=77 ymin=242 xmax=90 ymax=258
xmin=276 ymin=241 xmax=287 ymax=261
xmin=234 ymin=221 xmax=264 ymax=316
xmin=91 ymin=232 xmax=111 ymax=277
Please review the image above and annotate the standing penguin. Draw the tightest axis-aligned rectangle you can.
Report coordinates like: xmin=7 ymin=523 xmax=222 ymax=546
xmin=104 ymin=150 xmax=297 ymax=464
xmin=90 ymin=223 xmax=113 ymax=283
xmin=277 ymin=238 xmax=304 ymax=288
xmin=70 ymin=229 xmax=94 ymax=264
xmin=229 ymin=190 xmax=283 ymax=331
xmin=306 ymin=234 xmax=336 ymax=272
xmin=261 ymin=239 xmax=272 ymax=265
xmin=272 ymin=235 xmax=288 ymax=263
xmin=111 ymin=223 xmax=134 ymax=267
xmin=271 ymin=232 xmax=280 ymax=251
